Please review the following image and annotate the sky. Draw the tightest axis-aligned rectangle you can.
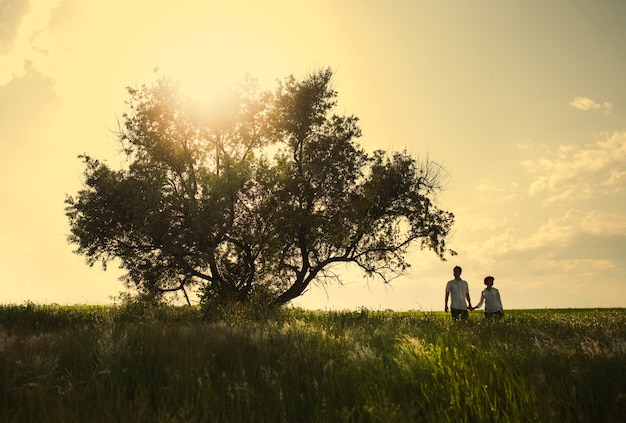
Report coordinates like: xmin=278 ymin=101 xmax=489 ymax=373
xmin=1 ymin=0 xmax=625 ymax=310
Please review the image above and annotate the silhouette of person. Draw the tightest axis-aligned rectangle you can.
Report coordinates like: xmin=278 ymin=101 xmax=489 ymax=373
xmin=444 ymin=266 xmax=472 ymax=320
xmin=473 ymin=276 xmax=504 ymax=319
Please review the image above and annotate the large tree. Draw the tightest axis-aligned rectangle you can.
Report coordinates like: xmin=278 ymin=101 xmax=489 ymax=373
xmin=65 ymin=69 xmax=455 ymax=310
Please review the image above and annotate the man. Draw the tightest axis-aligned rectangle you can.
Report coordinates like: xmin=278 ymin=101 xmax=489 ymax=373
xmin=444 ymin=266 xmax=472 ymax=320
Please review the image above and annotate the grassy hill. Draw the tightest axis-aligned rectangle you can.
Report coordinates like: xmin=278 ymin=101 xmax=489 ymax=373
xmin=1 ymin=304 xmax=625 ymax=422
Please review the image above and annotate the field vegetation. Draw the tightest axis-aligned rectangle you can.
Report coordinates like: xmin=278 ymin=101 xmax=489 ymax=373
xmin=1 ymin=303 xmax=625 ymax=422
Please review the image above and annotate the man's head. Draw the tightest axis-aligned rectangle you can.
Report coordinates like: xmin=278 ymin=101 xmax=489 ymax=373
xmin=453 ymin=266 xmax=462 ymax=278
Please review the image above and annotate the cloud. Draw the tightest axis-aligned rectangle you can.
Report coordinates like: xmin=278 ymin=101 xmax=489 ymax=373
xmin=457 ymin=209 xmax=626 ymax=297
xmin=573 ymin=209 xmax=626 ymax=236
xmin=0 ymin=0 xmax=30 ymax=53
xmin=474 ymin=182 xmax=504 ymax=193
xmin=0 ymin=66 xmax=59 ymax=207
xmin=516 ymin=209 xmax=626 ymax=250
xmin=527 ymin=256 xmax=616 ymax=280
xmin=457 ymin=213 xmax=501 ymax=232
xmin=569 ymin=96 xmax=613 ymax=113
xmin=0 ymin=0 xmax=62 ymax=86
xmin=522 ymin=131 xmax=626 ymax=203
xmin=472 ymin=180 xmax=520 ymax=205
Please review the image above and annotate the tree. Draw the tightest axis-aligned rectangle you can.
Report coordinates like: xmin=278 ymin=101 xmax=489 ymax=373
xmin=65 ymin=69 xmax=455 ymax=311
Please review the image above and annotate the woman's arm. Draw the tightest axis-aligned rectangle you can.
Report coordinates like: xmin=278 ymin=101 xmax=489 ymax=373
xmin=474 ymin=290 xmax=485 ymax=309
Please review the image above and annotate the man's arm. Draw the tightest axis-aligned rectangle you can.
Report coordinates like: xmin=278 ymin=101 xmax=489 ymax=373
xmin=465 ymin=292 xmax=472 ymax=309
xmin=475 ymin=291 xmax=485 ymax=309
xmin=444 ymin=291 xmax=450 ymax=312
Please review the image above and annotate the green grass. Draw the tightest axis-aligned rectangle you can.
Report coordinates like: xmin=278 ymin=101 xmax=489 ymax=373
xmin=1 ymin=305 xmax=625 ymax=422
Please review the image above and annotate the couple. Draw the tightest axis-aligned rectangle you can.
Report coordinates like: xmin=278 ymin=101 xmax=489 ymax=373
xmin=444 ymin=266 xmax=504 ymax=320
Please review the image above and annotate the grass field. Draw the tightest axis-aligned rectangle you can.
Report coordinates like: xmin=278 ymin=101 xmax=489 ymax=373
xmin=1 ymin=304 xmax=625 ymax=422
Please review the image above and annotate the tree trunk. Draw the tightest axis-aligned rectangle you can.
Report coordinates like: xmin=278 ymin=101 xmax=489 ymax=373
xmin=272 ymin=276 xmax=309 ymax=306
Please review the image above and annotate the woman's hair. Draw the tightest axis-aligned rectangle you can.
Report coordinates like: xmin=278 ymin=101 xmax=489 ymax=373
xmin=484 ymin=276 xmax=495 ymax=285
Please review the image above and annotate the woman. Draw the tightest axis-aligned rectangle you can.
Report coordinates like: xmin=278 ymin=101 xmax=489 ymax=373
xmin=473 ymin=276 xmax=504 ymax=319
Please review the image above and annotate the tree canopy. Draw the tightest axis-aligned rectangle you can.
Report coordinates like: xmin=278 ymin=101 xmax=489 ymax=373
xmin=65 ymin=69 xmax=455 ymax=311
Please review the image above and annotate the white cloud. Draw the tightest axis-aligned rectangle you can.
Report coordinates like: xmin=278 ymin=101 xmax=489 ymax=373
xmin=515 ymin=209 xmax=626 ymax=249
xmin=522 ymin=131 xmax=626 ymax=203
xmin=463 ymin=208 xmax=626 ymax=270
xmin=0 ymin=0 xmax=30 ymax=53
xmin=530 ymin=256 xmax=616 ymax=276
xmin=470 ymin=227 xmax=518 ymax=257
xmin=457 ymin=213 xmax=500 ymax=232
xmin=573 ymin=209 xmax=626 ymax=236
xmin=474 ymin=182 xmax=504 ymax=192
xmin=472 ymin=180 xmax=520 ymax=206
xmin=0 ymin=0 xmax=62 ymax=86
xmin=569 ymin=96 xmax=613 ymax=113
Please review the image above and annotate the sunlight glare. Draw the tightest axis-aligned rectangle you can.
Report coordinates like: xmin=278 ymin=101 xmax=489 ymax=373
xmin=155 ymin=38 xmax=243 ymax=104
xmin=146 ymin=19 xmax=287 ymax=127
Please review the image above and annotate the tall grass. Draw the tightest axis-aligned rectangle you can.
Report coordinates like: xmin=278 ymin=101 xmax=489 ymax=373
xmin=1 ymin=304 xmax=625 ymax=422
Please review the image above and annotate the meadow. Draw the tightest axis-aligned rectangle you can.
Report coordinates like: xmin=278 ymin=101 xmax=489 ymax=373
xmin=1 ymin=303 xmax=625 ymax=422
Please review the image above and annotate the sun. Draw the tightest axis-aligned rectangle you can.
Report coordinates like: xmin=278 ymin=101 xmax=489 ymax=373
xmin=152 ymin=38 xmax=245 ymax=104
xmin=131 ymin=2 xmax=313 ymax=123
xmin=146 ymin=21 xmax=288 ymax=109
